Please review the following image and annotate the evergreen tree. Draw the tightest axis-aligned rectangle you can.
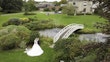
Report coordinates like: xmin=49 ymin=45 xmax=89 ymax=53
xmin=95 ymin=0 xmax=110 ymax=34
xmin=0 ymin=0 xmax=23 ymax=13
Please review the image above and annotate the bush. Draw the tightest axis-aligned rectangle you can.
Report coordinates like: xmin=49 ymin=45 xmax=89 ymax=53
xmin=27 ymin=31 xmax=40 ymax=45
xmin=0 ymin=34 xmax=20 ymax=50
xmin=55 ymin=24 xmax=65 ymax=28
xmin=39 ymin=37 xmax=53 ymax=46
xmin=19 ymin=18 xmax=30 ymax=24
xmin=28 ymin=17 xmax=38 ymax=21
xmin=77 ymin=53 xmax=96 ymax=62
xmin=23 ymin=12 xmax=36 ymax=15
xmin=2 ymin=18 xmax=21 ymax=26
xmin=0 ymin=25 xmax=31 ymax=50
xmin=25 ymin=20 xmax=56 ymax=30
xmin=62 ymin=4 xmax=75 ymax=15
xmin=44 ymin=8 xmax=50 ymax=11
xmin=54 ymin=37 xmax=82 ymax=62
xmin=77 ymin=13 xmax=92 ymax=15
xmin=2 ymin=17 xmax=38 ymax=27
xmin=76 ymin=28 xmax=96 ymax=34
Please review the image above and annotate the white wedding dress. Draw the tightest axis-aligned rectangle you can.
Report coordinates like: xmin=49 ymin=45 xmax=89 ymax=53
xmin=24 ymin=38 xmax=44 ymax=57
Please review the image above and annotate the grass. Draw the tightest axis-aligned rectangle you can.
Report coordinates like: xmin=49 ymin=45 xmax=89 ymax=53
xmin=0 ymin=44 xmax=55 ymax=62
xmin=0 ymin=12 xmax=106 ymax=30
xmin=0 ymin=12 xmax=106 ymax=62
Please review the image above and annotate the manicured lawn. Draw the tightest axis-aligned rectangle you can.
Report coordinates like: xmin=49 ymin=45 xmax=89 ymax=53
xmin=0 ymin=12 xmax=106 ymax=30
xmin=0 ymin=45 xmax=55 ymax=62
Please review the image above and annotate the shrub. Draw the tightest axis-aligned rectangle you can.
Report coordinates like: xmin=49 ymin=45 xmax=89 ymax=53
xmin=23 ymin=12 xmax=36 ymax=15
xmin=62 ymin=4 xmax=75 ymax=15
xmin=0 ymin=33 xmax=20 ymax=50
xmin=76 ymin=28 xmax=96 ymax=34
xmin=39 ymin=37 xmax=53 ymax=46
xmin=0 ymin=25 xmax=31 ymax=50
xmin=44 ymin=8 xmax=50 ymax=11
xmin=28 ymin=17 xmax=38 ymax=21
xmin=25 ymin=20 xmax=56 ymax=30
xmin=2 ymin=17 xmax=38 ymax=27
xmin=77 ymin=53 xmax=96 ymax=62
xmin=54 ymin=37 xmax=82 ymax=62
xmin=27 ymin=31 xmax=40 ymax=45
xmin=19 ymin=18 xmax=30 ymax=24
xmin=2 ymin=18 xmax=21 ymax=26
xmin=55 ymin=24 xmax=65 ymax=28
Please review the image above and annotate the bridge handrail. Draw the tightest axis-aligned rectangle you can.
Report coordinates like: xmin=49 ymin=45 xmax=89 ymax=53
xmin=62 ymin=25 xmax=84 ymax=38
xmin=53 ymin=23 xmax=77 ymax=43
xmin=53 ymin=24 xmax=84 ymax=43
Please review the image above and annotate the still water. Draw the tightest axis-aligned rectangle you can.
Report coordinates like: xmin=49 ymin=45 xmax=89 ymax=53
xmin=39 ymin=28 xmax=110 ymax=42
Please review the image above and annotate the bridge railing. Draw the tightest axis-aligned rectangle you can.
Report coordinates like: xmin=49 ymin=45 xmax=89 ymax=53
xmin=53 ymin=23 xmax=77 ymax=43
xmin=62 ymin=24 xmax=84 ymax=38
xmin=53 ymin=24 xmax=84 ymax=43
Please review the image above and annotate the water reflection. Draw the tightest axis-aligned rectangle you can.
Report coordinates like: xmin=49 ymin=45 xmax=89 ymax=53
xmin=39 ymin=28 xmax=61 ymax=38
xmin=39 ymin=28 xmax=110 ymax=42
xmin=79 ymin=33 xmax=110 ymax=42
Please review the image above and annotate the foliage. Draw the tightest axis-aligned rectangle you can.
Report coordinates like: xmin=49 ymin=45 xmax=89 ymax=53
xmin=59 ymin=0 xmax=67 ymax=4
xmin=19 ymin=18 xmax=29 ymax=24
xmin=94 ymin=0 xmax=110 ymax=34
xmin=23 ymin=12 xmax=36 ymax=15
xmin=77 ymin=53 xmax=96 ymax=62
xmin=44 ymin=8 xmax=50 ymax=11
xmin=2 ymin=18 xmax=21 ymax=26
xmin=2 ymin=17 xmax=37 ymax=27
xmin=0 ymin=0 xmax=23 ymax=13
xmin=27 ymin=31 xmax=39 ymax=45
xmin=76 ymin=28 xmax=96 ymax=34
xmin=0 ymin=7 xmax=2 ymax=11
xmin=82 ymin=39 xmax=110 ymax=62
xmin=53 ymin=1 xmax=60 ymax=6
xmin=28 ymin=16 xmax=38 ymax=21
xmin=39 ymin=37 xmax=53 ymax=46
xmin=0 ymin=25 xmax=31 ymax=50
xmin=95 ymin=21 xmax=110 ymax=34
xmin=62 ymin=4 xmax=75 ymax=15
xmin=54 ymin=37 xmax=82 ymax=62
xmin=96 ymin=0 xmax=110 ymax=20
xmin=25 ymin=19 xmax=56 ymax=30
xmin=23 ymin=0 xmax=36 ymax=12
xmin=0 ymin=33 xmax=20 ymax=50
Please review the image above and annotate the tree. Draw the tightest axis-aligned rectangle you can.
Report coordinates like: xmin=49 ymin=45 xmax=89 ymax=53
xmin=59 ymin=0 xmax=67 ymax=4
xmin=0 ymin=0 xmax=23 ymax=13
xmin=23 ymin=0 xmax=36 ymax=12
xmin=53 ymin=1 xmax=60 ymax=6
xmin=0 ymin=7 xmax=2 ymax=11
xmin=95 ymin=0 xmax=110 ymax=34
xmin=62 ymin=4 xmax=76 ymax=15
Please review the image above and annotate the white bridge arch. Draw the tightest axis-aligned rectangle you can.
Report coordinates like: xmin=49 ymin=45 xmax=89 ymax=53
xmin=53 ymin=23 xmax=84 ymax=43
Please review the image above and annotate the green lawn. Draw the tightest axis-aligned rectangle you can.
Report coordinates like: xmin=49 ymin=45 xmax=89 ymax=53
xmin=0 ymin=12 xmax=106 ymax=30
xmin=0 ymin=45 xmax=55 ymax=62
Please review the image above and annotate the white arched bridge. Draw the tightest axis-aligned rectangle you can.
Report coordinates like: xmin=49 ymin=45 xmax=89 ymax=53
xmin=53 ymin=23 xmax=84 ymax=43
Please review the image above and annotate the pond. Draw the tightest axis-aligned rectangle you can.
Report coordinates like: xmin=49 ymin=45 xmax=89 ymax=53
xmin=39 ymin=28 xmax=110 ymax=42
xmin=39 ymin=28 xmax=61 ymax=38
xmin=79 ymin=33 xmax=110 ymax=42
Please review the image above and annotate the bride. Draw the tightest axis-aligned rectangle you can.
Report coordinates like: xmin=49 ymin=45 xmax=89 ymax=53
xmin=24 ymin=38 xmax=44 ymax=57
